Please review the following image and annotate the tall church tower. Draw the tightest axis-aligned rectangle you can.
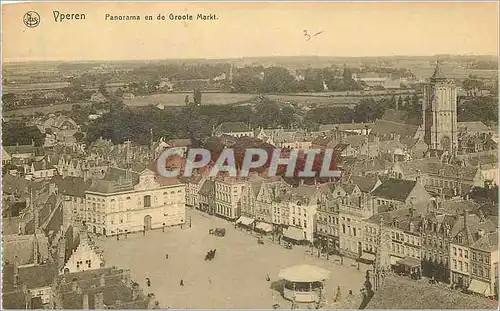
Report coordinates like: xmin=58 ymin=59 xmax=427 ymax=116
xmin=422 ymin=62 xmax=458 ymax=154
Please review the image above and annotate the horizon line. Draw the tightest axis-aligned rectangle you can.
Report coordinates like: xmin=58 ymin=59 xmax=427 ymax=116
xmin=3 ymin=53 xmax=498 ymax=64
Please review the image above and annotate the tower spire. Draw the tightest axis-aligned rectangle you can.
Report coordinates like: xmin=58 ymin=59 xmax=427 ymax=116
xmin=430 ymin=60 xmax=446 ymax=82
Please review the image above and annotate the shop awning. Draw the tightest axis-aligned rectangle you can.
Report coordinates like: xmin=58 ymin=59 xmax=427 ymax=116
xmin=396 ymin=257 xmax=421 ymax=268
xmin=255 ymin=222 xmax=273 ymax=233
xmin=360 ymin=253 xmax=376 ymax=262
xmin=284 ymin=226 xmax=305 ymax=241
xmin=468 ymin=279 xmax=490 ymax=295
xmin=390 ymin=256 xmax=403 ymax=266
xmin=236 ymin=216 xmax=255 ymax=226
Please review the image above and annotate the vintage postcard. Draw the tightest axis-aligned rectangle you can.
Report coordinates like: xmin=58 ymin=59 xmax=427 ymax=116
xmin=1 ymin=1 xmax=498 ymax=310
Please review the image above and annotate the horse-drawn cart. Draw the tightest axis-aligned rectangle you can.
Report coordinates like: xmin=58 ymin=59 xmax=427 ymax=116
xmin=209 ymin=228 xmax=226 ymax=237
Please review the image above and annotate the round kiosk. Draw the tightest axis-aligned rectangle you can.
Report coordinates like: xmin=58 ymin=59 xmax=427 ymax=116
xmin=278 ymin=264 xmax=331 ymax=303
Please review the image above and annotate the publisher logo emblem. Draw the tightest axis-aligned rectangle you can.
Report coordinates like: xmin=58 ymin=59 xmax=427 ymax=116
xmin=23 ymin=11 xmax=40 ymax=28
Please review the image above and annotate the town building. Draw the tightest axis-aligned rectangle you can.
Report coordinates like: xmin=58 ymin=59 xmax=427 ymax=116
xmin=389 ymin=158 xmax=485 ymax=197
xmin=370 ymin=178 xmax=432 ymax=212
xmin=468 ymin=232 xmax=498 ymax=298
xmin=318 ymin=123 xmax=373 ymax=136
xmin=214 ymin=176 xmax=246 ymax=220
xmin=198 ymin=178 xmax=215 ymax=214
xmin=213 ymin=122 xmax=254 ymax=138
xmin=51 ymin=267 xmax=152 ymax=309
xmin=84 ymin=168 xmax=186 ymax=236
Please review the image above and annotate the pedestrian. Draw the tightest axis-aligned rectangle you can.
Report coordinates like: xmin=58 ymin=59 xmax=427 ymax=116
xmin=348 ymin=290 xmax=353 ymax=296
xmin=208 ymin=278 xmax=212 ymax=284
xmin=165 ymin=253 xmax=169 ymax=259
xmin=146 ymin=278 xmax=151 ymax=287
xmin=266 ymin=274 xmax=271 ymax=282
xmin=334 ymin=286 xmax=341 ymax=302
xmin=180 ymin=279 xmax=184 ymax=286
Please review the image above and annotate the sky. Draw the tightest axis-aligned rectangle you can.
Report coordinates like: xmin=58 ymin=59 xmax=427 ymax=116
xmin=2 ymin=2 xmax=499 ymax=62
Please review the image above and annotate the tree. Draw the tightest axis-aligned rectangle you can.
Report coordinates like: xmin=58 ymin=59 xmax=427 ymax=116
xmin=193 ymin=89 xmax=202 ymax=106
xmin=73 ymin=132 xmax=85 ymax=143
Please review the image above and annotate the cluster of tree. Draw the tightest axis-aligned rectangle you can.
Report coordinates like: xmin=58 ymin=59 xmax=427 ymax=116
xmin=469 ymin=186 xmax=499 ymax=205
xmin=467 ymin=60 xmax=498 ymax=70
xmin=421 ymin=257 xmax=449 ymax=283
xmin=83 ymin=99 xmax=300 ymax=145
xmin=302 ymin=94 xmax=421 ymax=128
xmin=457 ymin=97 xmax=498 ymax=126
xmin=461 ymin=75 xmax=485 ymax=97
xmin=2 ymin=93 xmax=60 ymax=110
xmin=232 ymin=66 xmax=365 ymax=94
xmin=2 ymin=121 xmax=45 ymax=147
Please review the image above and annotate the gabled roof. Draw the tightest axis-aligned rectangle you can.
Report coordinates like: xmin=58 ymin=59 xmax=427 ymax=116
xmin=470 ymin=231 xmax=498 ymax=252
xmin=18 ymin=263 xmax=58 ymax=290
xmin=352 ymin=174 xmax=380 ymax=193
xmin=318 ymin=122 xmax=374 ymax=132
xmin=51 ymin=176 xmax=92 ymax=197
xmin=3 ymin=145 xmax=35 ymax=155
xmin=371 ymin=178 xmax=417 ymax=202
xmin=457 ymin=121 xmax=490 ymax=133
xmin=395 ymin=158 xmax=479 ymax=181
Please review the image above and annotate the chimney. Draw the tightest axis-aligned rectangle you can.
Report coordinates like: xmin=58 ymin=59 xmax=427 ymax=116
xmin=100 ymin=274 xmax=106 ymax=287
xmin=409 ymin=206 xmax=414 ymax=218
xmin=94 ymin=292 xmax=104 ymax=309
xmin=82 ymin=293 xmax=89 ymax=309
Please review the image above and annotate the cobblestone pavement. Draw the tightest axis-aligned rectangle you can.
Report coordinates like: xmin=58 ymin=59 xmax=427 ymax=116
xmin=96 ymin=208 xmax=367 ymax=309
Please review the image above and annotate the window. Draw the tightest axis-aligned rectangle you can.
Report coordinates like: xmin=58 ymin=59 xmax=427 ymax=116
xmin=453 ymin=247 xmax=457 ymax=256
xmin=144 ymin=195 xmax=151 ymax=207
xmin=353 ymin=228 xmax=357 ymax=237
xmin=304 ymin=220 xmax=307 ymax=228
xmin=459 ymin=249 xmax=462 ymax=257
xmin=485 ymin=255 xmax=489 ymax=264
xmin=472 ymin=252 xmax=476 ymax=260
xmin=465 ymin=262 xmax=468 ymax=272
xmin=453 ymin=259 xmax=457 ymax=269
xmin=342 ymin=224 xmax=346 ymax=234
xmin=458 ymin=261 xmax=463 ymax=271
xmin=464 ymin=250 xmax=468 ymax=259
xmin=472 ymin=266 xmax=477 ymax=275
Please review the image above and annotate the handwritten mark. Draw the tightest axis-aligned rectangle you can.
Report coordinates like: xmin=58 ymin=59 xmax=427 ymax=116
xmin=303 ymin=29 xmax=311 ymax=41
xmin=303 ymin=29 xmax=324 ymax=41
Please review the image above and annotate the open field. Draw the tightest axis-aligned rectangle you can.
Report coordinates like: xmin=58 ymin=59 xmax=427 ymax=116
xmin=96 ymin=208 xmax=367 ymax=309
xmin=411 ymin=67 xmax=497 ymax=80
xmin=124 ymin=93 xmax=256 ymax=107
xmin=3 ymin=82 xmax=71 ymax=93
